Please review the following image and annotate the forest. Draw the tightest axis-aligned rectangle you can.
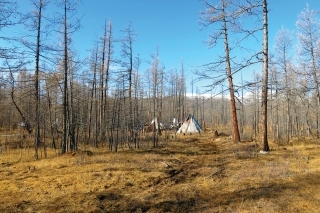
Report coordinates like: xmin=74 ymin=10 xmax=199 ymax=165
xmin=0 ymin=0 xmax=319 ymax=157
xmin=1 ymin=0 xmax=320 ymax=212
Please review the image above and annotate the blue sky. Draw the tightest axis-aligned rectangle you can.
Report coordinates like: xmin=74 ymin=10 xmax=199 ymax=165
xmin=75 ymin=0 xmax=213 ymax=77
xmin=13 ymin=0 xmax=320 ymax=95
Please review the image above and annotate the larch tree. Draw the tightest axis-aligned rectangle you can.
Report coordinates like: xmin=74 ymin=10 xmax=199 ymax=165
xmin=44 ymin=74 xmax=58 ymax=149
xmin=260 ymin=0 xmax=269 ymax=151
xmin=102 ymin=20 xmax=113 ymax=143
xmin=120 ymin=22 xmax=137 ymax=143
xmin=133 ymin=55 xmax=142 ymax=148
xmin=274 ymin=27 xmax=293 ymax=143
xmin=88 ymin=44 xmax=99 ymax=147
xmin=98 ymin=20 xmax=113 ymax=143
xmin=61 ymin=0 xmax=69 ymax=153
xmin=198 ymin=0 xmax=261 ymax=143
xmin=55 ymin=0 xmax=81 ymax=153
xmin=21 ymin=0 xmax=51 ymax=159
xmin=268 ymin=55 xmax=280 ymax=142
xmin=148 ymin=46 xmax=164 ymax=147
xmin=168 ymin=69 xmax=178 ymax=123
xmin=33 ymin=0 xmax=44 ymax=159
xmin=296 ymin=4 xmax=320 ymax=138
xmin=178 ymin=61 xmax=186 ymax=123
xmin=32 ymin=0 xmax=45 ymax=159
xmin=253 ymin=72 xmax=261 ymax=139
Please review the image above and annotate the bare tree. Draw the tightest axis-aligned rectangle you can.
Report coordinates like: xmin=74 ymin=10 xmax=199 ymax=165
xmin=260 ymin=0 xmax=269 ymax=151
xmin=148 ymin=46 xmax=164 ymax=147
xmin=33 ymin=0 xmax=43 ymax=159
xmin=168 ymin=69 xmax=178 ymax=123
xmin=120 ymin=22 xmax=137 ymax=145
xmin=178 ymin=62 xmax=186 ymax=123
xmin=274 ymin=27 xmax=293 ymax=143
xmin=133 ymin=54 xmax=142 ymax=148
xmin=8 ymin=65 xmax=32 ymax=135
xmin=21 ymin=0 xmax=51 ymax=159
xmin=296 ymin=4 xmax=320 ymax=138
xmin=88 ymin=44 xmax=99 ymax=147
xmin=102 ymin=20 xmax=113 ymax=143
xmin=32 ymin=0 xmax=44 ymax=159
xmin=44 ymin=76 xmax=57 ymax=149
xmin=55 ymin=0 xmax=81 ymax=153
xmin=198 ymin=0 xmax=260 ymax=142
xmin=268 ymin=55 xmax=280 ymax=142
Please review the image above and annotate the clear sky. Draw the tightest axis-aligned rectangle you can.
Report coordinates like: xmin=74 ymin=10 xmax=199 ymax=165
xmin=13 ymin=0 xmax=320 ymax=95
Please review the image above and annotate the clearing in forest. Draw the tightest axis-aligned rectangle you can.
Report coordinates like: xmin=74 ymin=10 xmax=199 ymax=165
xmin=0 ymin=131 xmax=320 ymax=212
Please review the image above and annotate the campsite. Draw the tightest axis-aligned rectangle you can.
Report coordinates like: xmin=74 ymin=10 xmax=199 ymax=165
xmin=1 ymin=0 xmax=320 ymax=212
xmin=1 ymin=123 xmax=320 ymax=213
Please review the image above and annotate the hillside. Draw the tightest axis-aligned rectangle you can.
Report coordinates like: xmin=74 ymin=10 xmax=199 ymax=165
xmin=0 ymin=132 xmax=320 ymax=212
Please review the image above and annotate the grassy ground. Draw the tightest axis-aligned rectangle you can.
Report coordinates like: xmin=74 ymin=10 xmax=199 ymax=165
xmin=0 ymin=131 xmax=320 ymax=212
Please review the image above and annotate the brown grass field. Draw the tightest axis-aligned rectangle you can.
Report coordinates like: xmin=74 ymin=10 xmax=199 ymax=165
xmin=1 ymin=130 xmax=320 ymax=213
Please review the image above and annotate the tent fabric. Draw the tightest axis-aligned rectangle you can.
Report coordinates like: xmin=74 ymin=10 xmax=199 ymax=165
xmin=176 ymin=115 xmax=202 ymax=134
xmin=150 ymin=117 xmax=163 ymax=130
xmin=171 ymin=117 xmax=179 ymax=129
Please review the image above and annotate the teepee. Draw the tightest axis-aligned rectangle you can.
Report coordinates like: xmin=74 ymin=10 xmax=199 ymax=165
xmin=150 ymin=117 xmax=164 ymax=130
xmin=171 ymin=117 xmax=179 ymax=129
xmin=176 ymin=114 xmax=202 ymax=134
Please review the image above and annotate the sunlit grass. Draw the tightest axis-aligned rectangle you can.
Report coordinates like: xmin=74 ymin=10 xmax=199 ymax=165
xmin=0 ymin=130 xmax=320 ymax=212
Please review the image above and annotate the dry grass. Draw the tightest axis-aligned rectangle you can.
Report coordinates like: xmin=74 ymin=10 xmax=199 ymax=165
xmin=1 ymin=131 xmax=320 ymax=212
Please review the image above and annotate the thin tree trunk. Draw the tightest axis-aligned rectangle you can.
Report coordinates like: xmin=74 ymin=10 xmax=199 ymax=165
xmin=89 ymin=47 xmax=98 ymax=145
xmin=62 ymin=0 xmax=68 ymax=153
xmin=45 ymin=80 xmax=56 ymax=149
xmin=104 ymin=21 xmax=112 ymax=146
xmin=34 ymin=0 xmax=43 ymax=159
xmin=261 ymin=0 xmax=270 ymax=151
xmin=99 ymin=21 xmax=107 ymax=142
xmin=222 ymin=3 xmax=240 ymax=142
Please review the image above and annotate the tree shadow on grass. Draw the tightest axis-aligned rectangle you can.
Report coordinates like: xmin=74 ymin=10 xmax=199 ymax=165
xmin=197 ymin=172 xmax=320 ymax=212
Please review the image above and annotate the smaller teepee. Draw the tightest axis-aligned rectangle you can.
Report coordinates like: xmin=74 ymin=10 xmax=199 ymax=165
xmin=150 ymin=117 xmax=163 ymax=130
xmin=176 ymin=114 xmax=202 ymax=134
xmin=171 ymin=117 xmax=179 ymax=129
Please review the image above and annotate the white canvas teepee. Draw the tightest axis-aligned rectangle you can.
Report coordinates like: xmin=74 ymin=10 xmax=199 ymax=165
xmin=150 ymin=117 xmax=164 ymax=130
xmin=176 ymin=115 xmax=202 ymax=134
xmin=171 ymin=117 xmax=179 ymax=129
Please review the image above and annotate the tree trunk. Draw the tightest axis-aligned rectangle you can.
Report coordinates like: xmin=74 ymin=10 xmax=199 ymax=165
xmin=45 ymin=80 xmax=56 ymax=149
xmin=261 ymin=0 xmax=270 ymax=151
xmin=62 ymin=0 xmax=68 ymax=153
xmin=222 ymin=3 xmax=240 ymax=143
xmin=34 ymin=0 xmax=43 ymax=159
